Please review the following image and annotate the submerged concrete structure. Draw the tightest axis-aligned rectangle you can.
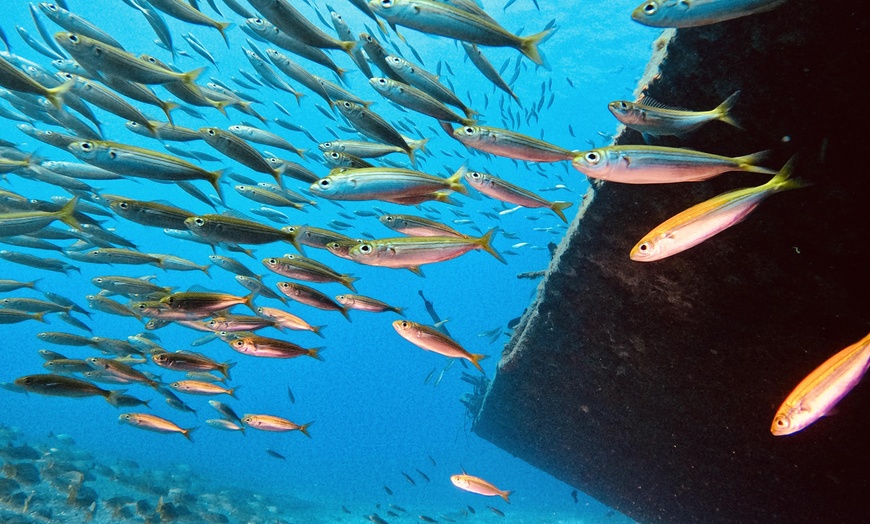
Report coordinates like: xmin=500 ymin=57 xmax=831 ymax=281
xmin=471 ymin=2 xmax=869 ymax=523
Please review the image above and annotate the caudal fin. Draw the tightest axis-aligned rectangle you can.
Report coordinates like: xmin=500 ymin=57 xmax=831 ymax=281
xmin=519 ymin=27 xmax=556 ymax=66
xmin=298 ymin=421 xmax=314 ymax=438
xmin=308 ymin=346 xmax=326 ymax=361
xmin=550 ymin=201 xmax=573 ymax=223
xmin=715 ymin=90 xmax=742 ymax=130
xmin=56 ymin=196 xmax=83 ymax=231
xmin=446 ymin=165 xmax=469 ymax=195
xmin=500 ymin=489 xmax=513 ymax=504
xmin=476 ymin=228 xmax=506 ymax=264
xmin=181 ymin=426 xmax=197 ymax=442
xmin=46 ymin=77 xmax=74 ymax=110
xmin=734 ymin=150 xmax=776 ymax=175
xmin=469 ymin=353 xmax=489 ymax=373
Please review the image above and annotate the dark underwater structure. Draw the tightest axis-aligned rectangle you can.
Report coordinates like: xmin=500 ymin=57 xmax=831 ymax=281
xmin=470 ymin=2 xmax=869 ymax=523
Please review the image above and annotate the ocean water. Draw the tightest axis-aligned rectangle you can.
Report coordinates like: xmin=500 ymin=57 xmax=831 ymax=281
xmin=0 ymin=1 xmax=658 ymax=522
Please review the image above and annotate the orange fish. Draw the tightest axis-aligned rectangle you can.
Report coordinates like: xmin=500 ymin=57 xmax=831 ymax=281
xmin=242 ymin=414 xmax=312 ymax=437
xmin=450 ymin=472 xmax=512 ymax=503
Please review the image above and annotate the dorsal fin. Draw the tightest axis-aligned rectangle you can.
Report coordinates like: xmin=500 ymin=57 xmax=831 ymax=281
xmin=637 ymin=96 xmax=692 ymax=112
xmin=220 ymin=209 xmax=258 ymax=222
xmin=186 ymin=284 xmax=221 ymax=294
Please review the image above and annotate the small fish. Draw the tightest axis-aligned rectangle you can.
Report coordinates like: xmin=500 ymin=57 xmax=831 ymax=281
xmin=383 ymin=485 xmax=394 ymax=495
xmin=451 ymin=473 xmax=511 ymax=502
xmin=287 ymin=386 xmax=295 ymax=404
xmin=630 ymin=158 xmax=804 ymax=261
xmin=241 ymin=414 xmax=312 ymax=436
xmin=336 ymin=294 xmax=404 ymax=315
xmin=608 ymin=91 xmax=741 ymax=137
xmin=453 ymin=125 xmax=575 ymax=162
xmin=266 ymin=448 xmax=286 ymax=460
xmin=631 ymin=0 xmax=789 ymax=28
xmin=571 ymin=490 xmax=578 ymax=503
xmin=119 ymin=413 xmax=196 ymax=441
xmin=170 ymin=380 xmax=238 ymax=398
xmin=229 ymin=334 xmax=324 ymax=360
xmin=415 ymin=469 xmax=430 ymax=482
xmin=14 ymin=374 xmax=125 ymax=406
xmin=402 ymin=471 xmax=416 ymax=486
xmin=487 ymin=506 xmax=505 ymax=517
xmin=772 ymin=331 xmax=870 ymax=436
xmin=464 ymin=171 xmax=573 ymax=223
xmin=394 ymin=320 xmax=488 ymax=372
xmin=206 ymin=419 xmax=246 ymax=432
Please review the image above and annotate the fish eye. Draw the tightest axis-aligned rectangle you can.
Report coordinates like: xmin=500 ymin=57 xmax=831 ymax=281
xmin=329 ymin=152 xmax=340 ymax=159
xmin=118 ymin=202 xmax=128 ymax=209
xmin=46 ymin=4 xmax=58 ymax=11
xmin=400 ymin=321 xmax=409 ymax=328
xmin=584 ymin=151 xmax=600 ymax=164
xmin=384 ymin=215 xmax=393 ymax=222
xmin=470 ymin=172 xmax=481 ymax=179
xmin=342 ymin=101 xmax=352 ymax=108
xmin=642 ymin=2 xmax=658 ymax=14
xmin=279 ymin=282 xmax=289 ymax=288
xmin=23 ymin=377 xmax=32 ymax=384
xmin=462 ymin=127 xmax=475 ymax=135
xmin=67 ymin=34 xmax=78 ymax=44
xmin=268 ymin=258 xmax=277 ymax=264
xmin=377 ymin=78 xmax=387 ymax=86
xmin=619 ymin=101 xmax=629 ymax=109
xmin=193 ymin=218 xmax=204 ymax=226
xmin=364 ymin=35 xmax=373 ymax=42
xmin=774 ymin=416 xmax=789 ymax=429
xmin=381 ymin=0 xmax=393 ymax=7
xmin=207 ymin=129 xmax=216 ymax=136
xmin=80 ymin=142 xmax=92 ymax=151
xmin=359 ymin=244 xmax=372 ymax=254
xmin=318 ymin=179 xmax=331 ymax=188
xmin=638 ymin=242 xmax=652 ymax=252
xmin=123 ymin=414 xmax=131 ymax=420
xmin=322 ymin=142 xmax=331 ymax=148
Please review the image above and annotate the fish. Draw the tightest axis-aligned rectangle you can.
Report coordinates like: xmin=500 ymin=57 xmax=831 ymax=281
xmin=247 ymin=0 xmax=355 ymax=53
xmin=451 ymin=473 xmax=511 ymax=502
xmin=370 ymin=77 xmax=475 ymax=126
xmin=119 ymin=413 xmax=196 ymax=441
xmin=38 ymin=2 xmax=125 ymax=49
xmin=0 ymin=54 xmax=73 ymax=110
xmin=86 ymin=358 xmax=159 ymax=388
xmin=241 ymin=414 xmax=312 ymax=436
xmin=383 ymin=485 xmax=394 ymax=495
xmin=185 ymin=213 xmax=299 ymax=248
xmin=142 ymin=0 xmax=231 ymax=44
xmin=309 ymin=166 xmax=467 ymax=202
xmin=170 ymin=380 xmax=238 ymax=398
xmin=464 ymin=171 xmax=573 ymax=223
xmin=161 ymin=290 xmax=256 ymax=315
xmin=453 ymin=125 xmax=575 ymax=162
xmin=276 ymin=281 xmax=350 ymax=319
xmin=347 ymin=228 xmax=504 ymax=272
xmin=334 ymin=100 xmax=415 ymax=164
xmin=262 ymin=255 xmax=359 ymax=290
xmin=105 ymin=196 xmax=195 ymax=230
xmin=206 ymin=419 xmax=246 ymax=432
xmin=228 ymin=123 xmax=307 ymax=157
xmin=462 ymin=43 xmax=519 ymax=103
xmin=336 ymin=294 xmax=404 ymax=315
xmin=266 ymin=448 xmax=286 ymax=460
xmin=257 ymin=306 xmax=325 ymax=337
xmin=393 ymin=320 xmax=488 ymax=372
xmin=630 ymin=157 xmax=804 ymax=261
xmin=151 ymin=351 xmax=236 ymax=379
xmin=379 ymin=214 xmax=468 ymax=237
xmin=13 ymin=374 xmax=126 ymax=406
xmin=631 ymin=0 xmax=789 ymax=28
xmin=487 ymin=506 xmax=506 ymax=517
xmin=245 ymin=17 xmax=346 ymax=76
xmin=572 ymin=146 xmax=776 ymax=184
xmin=772 ymin=331 xmax=870 ymax=435
xmin=608 ymin=91 xmax=741 ymax=137
xmin=199 ymin=127 xmax=282 ymax=185
xmin=229 ymin=334 xmax=324 ymax=360
xmin=402 ymin=471 xmax=416 ymax=485
xmin=369 ymin=0 xmax=554 ymax=65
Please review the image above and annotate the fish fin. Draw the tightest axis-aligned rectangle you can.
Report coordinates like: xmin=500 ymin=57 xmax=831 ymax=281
xmin=550 ymin=201 xmax=573 ymax=223
xmin=105 ymin=389 xmax=128 ymax=408
xmin=46 ymin=77 xmax=75 ymax=110
xmin=308 ymin=347 xmax=325 ymax=361
xmin=182 ymin=427 xmax=197 ymax=442
xmin=733 ymin=150 xmax=776 ymax=174
xmin=181 ymin=66 xmax=207 ymax=89
xmin=228 ymin=385 xmax=240 ymax=399
xmin=32 ymin=311 xmax=48 ymax=324
xmin=342 ymin=275 xmax=359 ymax=292
xmin=298 ymin=421 xmax=314 ymax=438
xmin=446 ymin=165 xmax=469 ymax=195
xmin=209 ymin=168 xmax=226 ymax=204
xmin=243 ymin=293 xmax=258 ymax=313
xmin=407 ymin=265 xmax=425 ymax=277
xmin=340 ymin=306 xmax=352 ymax=322
xmin=161 ymin=101 xmax=180 ymax=125
xmin=57 ymin=196 xmax=83 ymax=231
xmin=312 ymin=325 xmax=326 ymax=338
xmin=519 ymin=27 xmax=556 ymax=66
xmin=469 ymin=353 xmax=489 ymax=373
xmin=439 ymin=120 xmax=456 ymax=138
xmin=340 ymin=39 xmax=356 ymax=56
xmin=412 ymin=137 xmax=430 ymax=153
xmin=219 ymin=360 xmax=236 ymax=380
xmin=501 ymin=490 xmax=512 ymax=504
xmin=201 ymin=264 xmax=211 ymax=277
xmin=217 ymin=22 xmax=232 ymax=47
xmin=766 ymin=156 xmax=809 ymax=193
xmin=477 ymin=228 xmax=506 ymax=264
xmin=392 ymin=307 xmax=405 ymax=317
xmin=715 ymin=90 xmax=742 ymax=130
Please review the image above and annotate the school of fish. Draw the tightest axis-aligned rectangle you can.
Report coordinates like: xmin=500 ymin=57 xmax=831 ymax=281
xmin=0 ymin=0 xmax=847 ymax=522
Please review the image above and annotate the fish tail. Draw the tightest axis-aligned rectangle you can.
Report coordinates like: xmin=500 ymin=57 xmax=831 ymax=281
xmin=182 ymin=427 xmax=197 ymax=442
xmin=550 ymin=201 xmax=573 ymax=223
xmin=477 ymin=227 xmax=506 ymax=264
xmin=161 ymin=101 xmax=180 ymax=125
xmin=298 ymin=421 xmax=314 ymax=438
xmin=104 ymin=389 xmax=128 ymax=408
xmin=446 ymin=165 xmax=469 ymax=195
xmin=295 ymin=148 xmax=308 ymax=160
xmin=312 ymin=326 xmax=326 ymax=339
xmin=469 ymin=353 xmax=489 ymax=373
xmin=340 ymin=306 xmax=352 ymax=322
xmin=209 ymin=169 xmax=226 ymax=204
xmin=501 ymin=490 xmax=513 ymax=504
xmin=519 ymin=26 xmax=556 ymax=66
xmin=46 ymin=77 xmax=74 ymax=110
xmin=219 ymin=361 xmax=236 ymax=380
xmin=181 ymin=66 xmax=207 ymax=88
xmin=340 ymin=40 xmax=356 ymax=56
xmin=32 ymin=311 xmax=48 ymax=324
xmin=716 ymin=90 xmax=742 ymax=130
xmin=463 ymin=107 xmax=480 ymax=120
xmin=335 ymin=67 xmax=347 ymax=80
xmin=308 ymin=347 xmax=326 ymax=361
xmin=200 ymin=264 xmax=212 ymax=277
xmin=766 ymin=156 xmax=809 ymax=193
xmin=56 ymin=196 xmax=83 ymax=231
xmin=293 ymin=90 xmax=305 ymax=106
xmin=216 ymin=22 xmax=232 ymax=47
xmin=342 ymin=275 xmax=359 ymax=292
xmin=407 ymin=146 xmax=416 ymax=168
xmin=392 ymin=307 xmax=405 ymax=317
xmin=212 ymin=99 xmax=230 ymax=117
xmin=734 ymin=150 xmax=777 ymax=174
xmin=243 ymin=293 xmax=258 ymax=313
xmin=227 ymin=385 xmax=240 ymax=399
xmin=412 ymin=137 xmax=430 ymax=153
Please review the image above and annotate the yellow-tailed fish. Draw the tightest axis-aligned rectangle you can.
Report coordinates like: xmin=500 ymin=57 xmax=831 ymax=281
xmin=54 ymin=32 xmax=204 ymax=90
xmin=151 ymin=351 xmax=236 ymax=379
xmin=119 ymin=413 xmax=196 ymax=441
xmin=276 ymin=281 xmax=351 ymax=319
xmin=0 ymin=196 xmax=81 ymax=237
xmin=384 ymin=55 xmax=475 ymax=119
xmin=309 ymin=166 xmax=467 ymax=201
xmin=247 ymin=0 xmax=355 ymax=54
xmin=450 ymin=472 xmax=512 ymax=502
xmin=464 ymin=171 xmax=573 ymax=223
xmin=241 ymin=413 xmax=313 ymax=436
xmin=369 ymin=0 xmax=553 ymax=65
xmin=772 ymin=332 xmax=870 ymax=436
xmin=334 ymin=100 xmax=414 ymax=164
xmin=199 ymin=127 xmax=282 ymax=185
xmin=336 ymin=294 xmax=404 ymax=315
xmin=161 ymin=289 xmax=257 ymax=314
xmin=262 ymin=255 xmax=359 ymax=291
xmin=573 ymin=145 xmax=775 ymax=184
xmin=67 ymin=140 xmax=223 ymax=200
xmin=347 ymin=228 xmax=505 ymax=272
xmin=14 ymin=374 xmax=126 ymax=406
xmin=453 ymin=125 xmax=575 ymax=162
xmin=229 ymin=334 xmax=324 ymax=360
xmin=86 ymin=358 xmax=159 ymax=388
xmin=256 ymin=306 xmax=325 ymax=337
xmin=0 ymin=53 xmax=72 ymax=109
xmin=379 ymin=214 xmax=468 ymax=237
xmin=184 ymin=212 xmax=300 ymax=248
xmin=369 ymin=77 xmax=475 ymax=126
xmin=141 ymin=0 xmax=231 ymax=44
xmin=0 ymin=309 xmax=46 ymax=324
xmin=632 ymin=0 xmax=789 ymax=28
xmin=170 ymin=380 xmax=238 ymax=398
xmin=608 ymin=91 xmax=742 ymax=137
xmin=392 ymin=320 xmax=488 ymax=372
xmin=104 ymin=195 xmax=195 ymax=230
xmin=630 ymin=157 xmax=804 ymax=261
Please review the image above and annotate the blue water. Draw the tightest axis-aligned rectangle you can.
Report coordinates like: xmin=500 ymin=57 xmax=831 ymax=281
xmin=0 ymin=1 xmax=657 ymax=521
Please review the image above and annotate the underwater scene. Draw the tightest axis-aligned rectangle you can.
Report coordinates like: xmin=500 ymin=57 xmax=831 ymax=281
xmin=1 ymin=0 xmax=852 ymax=523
